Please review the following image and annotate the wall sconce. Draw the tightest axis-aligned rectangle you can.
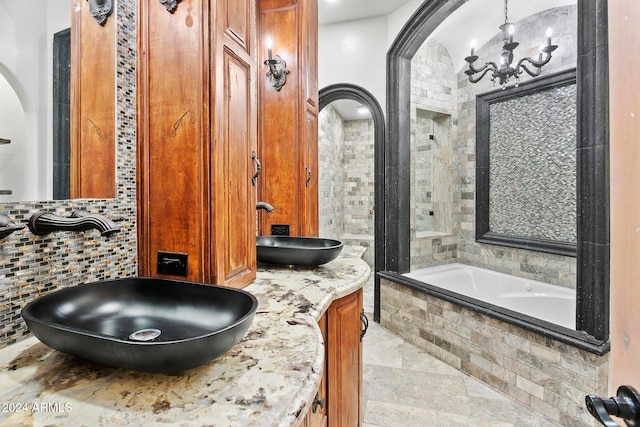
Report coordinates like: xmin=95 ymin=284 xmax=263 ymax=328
xmin=87 ymin=0 xmax=114 ymax=26
xmin=264 ymin=39 xmax=289 ymax=91
xmin=159 ymin=0 xmax=180 ymax=13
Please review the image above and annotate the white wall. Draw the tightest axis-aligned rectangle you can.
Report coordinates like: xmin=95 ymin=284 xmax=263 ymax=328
xmin=318 ymin=0 xmax=423 ymax=117
xmin=0 ymin=0 xmax=70 ymax=201
xmin=319 ymin=16 xmax=388 ymax=113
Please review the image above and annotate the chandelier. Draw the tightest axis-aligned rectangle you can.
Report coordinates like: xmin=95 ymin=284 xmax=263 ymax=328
xmin=464 ymin=0 xmax=558 ymax=89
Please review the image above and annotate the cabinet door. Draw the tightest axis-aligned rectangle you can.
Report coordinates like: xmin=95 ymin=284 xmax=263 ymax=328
xmin=301 ymin=110 xmax=319 ymax=236
xmin=327 ymin=289 xmax=363 ymax=427
xmin=211 ymin=0 xmax=257 ymax=287
xmin=306 ymin=312 xmax=328 ymax=427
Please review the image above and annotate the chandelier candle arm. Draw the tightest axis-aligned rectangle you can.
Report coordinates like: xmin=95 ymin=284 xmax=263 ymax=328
xmin=463 ymin=0 xmax=559 ymax=89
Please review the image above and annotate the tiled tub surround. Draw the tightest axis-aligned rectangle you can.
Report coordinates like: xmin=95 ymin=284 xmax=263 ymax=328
xmin=379 ymin=277 xmax=608 ymax=427
xmin=0 ymin=0 xmax=138 ymax=349
xmin=403 ymin=263 xmax=576 ymax=329
xmin=455 ymin=5 xmax=578 ymax=288
xmin=0 ymin=249 xmax=369 ymax=426
xmin=403 ymin=5 xmax=579 ymax=288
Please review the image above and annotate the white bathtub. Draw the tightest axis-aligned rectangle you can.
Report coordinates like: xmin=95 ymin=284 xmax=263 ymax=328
xmin=403 ymin=263 xmax=576 ymax=329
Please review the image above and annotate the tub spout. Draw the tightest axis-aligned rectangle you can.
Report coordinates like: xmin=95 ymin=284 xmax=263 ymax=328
xmin=256 ymin=202 xmax=274 ymax=213
xmin=28 ymin=210 xmax=120 ymax=237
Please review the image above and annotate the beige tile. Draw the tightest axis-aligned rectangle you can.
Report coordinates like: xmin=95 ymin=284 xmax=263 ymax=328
xmin=363 ymin=322 xmax=562 ymax=427
xmin=363 ymin=323 xmax=404 ymax=369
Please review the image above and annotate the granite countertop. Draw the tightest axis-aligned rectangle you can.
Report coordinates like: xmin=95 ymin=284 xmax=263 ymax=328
xmin=0 ymin=246 xmax=370 ymax=427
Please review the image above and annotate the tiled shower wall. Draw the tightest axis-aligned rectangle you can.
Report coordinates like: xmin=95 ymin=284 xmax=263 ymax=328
xmin=409 ymin=38 xmax=458 ymax=269
xmin=455 ymin=5 xmax=578 ymax=288
xmin=0 ymin=0 xmax=137 ymax=348
xmin=318 ymin=105 xmax=375 ymax=267
xmin=318 ymin=105 xmax=345 ymax=240
xmin=407 ymin=5 xmax=578 ymax=287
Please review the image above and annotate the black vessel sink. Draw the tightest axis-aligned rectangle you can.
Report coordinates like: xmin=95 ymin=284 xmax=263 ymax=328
xmin=21 ymin=278 xmax=257 ymax=373
xmin=257 ymin=236 xmax=344 ymax=266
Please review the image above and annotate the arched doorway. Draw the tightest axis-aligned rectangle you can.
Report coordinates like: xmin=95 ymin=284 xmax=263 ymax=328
xmin=319 ymin=83 xmax=385 ymax=321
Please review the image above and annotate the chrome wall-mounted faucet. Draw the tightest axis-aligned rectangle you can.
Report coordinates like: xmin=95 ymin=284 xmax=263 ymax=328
xmin=28 ymin=210 xmax=120 ymax=237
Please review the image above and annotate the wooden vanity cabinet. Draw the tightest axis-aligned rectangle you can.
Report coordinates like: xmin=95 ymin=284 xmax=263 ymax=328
xmin=257 ymin=0 xmax=319 ymax=237
xmin=137 ymin=0 xmax=257 ymax=288
xmin=304 ymin=312 xmax=328 ymax=427
xmin=327 ymin=289 xmax=363 ymax=426
xmin=304 ymin=289 xmax=363 ymax=427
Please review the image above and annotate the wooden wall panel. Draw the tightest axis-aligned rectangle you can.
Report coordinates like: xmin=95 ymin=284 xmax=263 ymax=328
xmin=257 ymin=0 xmax=318 ymax=237
xmin=258 ymin=4 xmax=300 ymax=234
xmin=138 ymin=0 xmax=210 ymax=282
xmin=609 ymin=0 xmax=640 ymax=392
xmin=71 ymin=0 xmax=116 ymax=199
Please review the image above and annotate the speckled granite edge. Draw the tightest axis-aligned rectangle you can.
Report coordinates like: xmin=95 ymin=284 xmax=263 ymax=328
xmin=0 ymin=249 xmax=370 ymax=427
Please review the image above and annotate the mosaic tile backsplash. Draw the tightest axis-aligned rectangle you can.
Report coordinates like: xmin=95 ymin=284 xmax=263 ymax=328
xmin=0 ymin=0 xmax=137 ymax=348
xmin=489 ymin=83 xmax=577 ymax=243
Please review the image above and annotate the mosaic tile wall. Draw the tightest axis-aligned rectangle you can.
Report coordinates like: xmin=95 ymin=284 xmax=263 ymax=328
xmin=380 ymin=278 xmax=608 ymax=427
xmin=454 ymin=5 xmax=578 ymax=288
xmin=0 ymin=0 xmax=137 ymax=348
xmin=489 ymin=84 xmax=577 ymax=243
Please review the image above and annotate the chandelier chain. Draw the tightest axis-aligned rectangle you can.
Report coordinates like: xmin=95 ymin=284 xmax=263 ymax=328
xmin=504 ymin=0 xmax=509 ymax=24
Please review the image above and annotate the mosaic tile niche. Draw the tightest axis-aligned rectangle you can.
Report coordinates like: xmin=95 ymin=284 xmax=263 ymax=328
xmin=0 ymin=0 xmax=138 ymax=348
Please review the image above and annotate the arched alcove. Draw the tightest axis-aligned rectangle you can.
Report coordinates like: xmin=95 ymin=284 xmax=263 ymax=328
xmin=319 ymin=83 xmax=385 ymax=321
xmin=382 ymin=0 xmax=609 ymax=344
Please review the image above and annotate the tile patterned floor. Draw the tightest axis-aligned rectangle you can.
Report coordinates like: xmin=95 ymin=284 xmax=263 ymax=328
xmin=362 ymin=274 xmax=561 ymax=427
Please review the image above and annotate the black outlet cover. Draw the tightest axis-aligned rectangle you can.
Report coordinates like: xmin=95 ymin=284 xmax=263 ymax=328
xmin=157 ymin=252 xmax=188 ymax=276
xmin=271 ymin=224 xmax=290 ymax=236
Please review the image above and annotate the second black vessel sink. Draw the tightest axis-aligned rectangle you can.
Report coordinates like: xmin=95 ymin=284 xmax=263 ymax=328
xmin=21 ymin=277 xmax=257 ymax=373
xmin=257 ymin=236 xmax=344 ymax=266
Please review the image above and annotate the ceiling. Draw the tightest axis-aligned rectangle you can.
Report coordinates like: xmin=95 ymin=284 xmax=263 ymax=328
xmin=320 ymin=0 xmax=576 ymax=120
xmin=318 ymin=0 xmax=413 ymax=26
